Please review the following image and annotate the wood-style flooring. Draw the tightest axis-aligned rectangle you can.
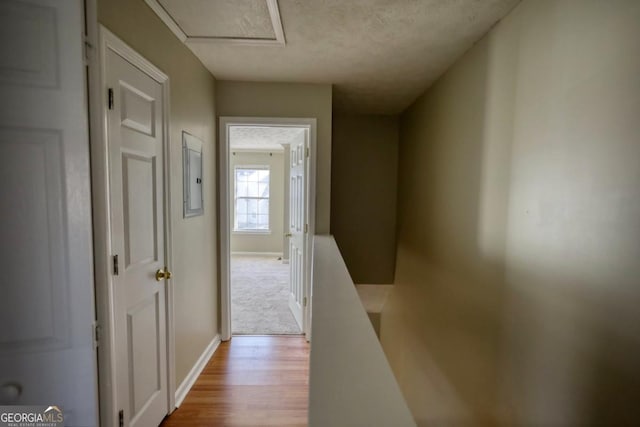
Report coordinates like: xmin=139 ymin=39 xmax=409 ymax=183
xmin=161 ymin=335 xmax=309 ymax=426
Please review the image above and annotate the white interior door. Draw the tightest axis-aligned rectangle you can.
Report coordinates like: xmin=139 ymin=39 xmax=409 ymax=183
xmin=0 ymin=0 xmax=98 ymax=424
xmin=106 ymin=47 xmax=169 ymax=427
xmin=288 ymin=138 xmax=307 ymax=330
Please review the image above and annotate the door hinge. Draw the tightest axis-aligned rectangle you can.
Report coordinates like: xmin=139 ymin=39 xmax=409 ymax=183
xmin=113 ymin=254 xmax=119 ymax=276
xmin=108 ymin=88 xmax=114 ymax=110
xmin=118 ymin=410 xmax=124 ymax=427
xmin=303 ymin=297 xmax=308 ymax=307
xmin=304 ymin=224 xmax=308 ymax=234
xmin=305 ymin=147 xmax=309 ymax=158
xmin=83 ymin=35 xmax=94 ymax=64
xmin=93 ymin=322 xmax=102 ymax=347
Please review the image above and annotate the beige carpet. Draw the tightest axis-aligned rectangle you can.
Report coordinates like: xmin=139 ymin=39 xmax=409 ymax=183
xmin=231 ymin=255 xmax=302 ymax=335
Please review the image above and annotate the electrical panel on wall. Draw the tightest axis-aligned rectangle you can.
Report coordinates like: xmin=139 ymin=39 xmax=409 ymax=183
xmin=183 ymin=131 xmax=204 ymax=217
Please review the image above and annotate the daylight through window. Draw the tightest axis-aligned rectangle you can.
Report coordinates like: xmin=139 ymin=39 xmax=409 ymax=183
xmin=234 ymin=167 xmax=270 ymax=231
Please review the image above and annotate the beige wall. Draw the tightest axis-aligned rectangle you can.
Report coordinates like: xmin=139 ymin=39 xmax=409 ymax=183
xmin=216 ymin=81 xmax=333 ymax=234
xmin=381 ymin=0 xmax=640 ymax=425
xmin=331 ymin=114 xmax=399 ymax=283
xmin=230 ymin=151 xmax=285 ymax=253
xmin=98 ymin=0 xmax=218 ymax=386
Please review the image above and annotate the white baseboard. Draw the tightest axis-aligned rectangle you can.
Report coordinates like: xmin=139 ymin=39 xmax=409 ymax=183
xmin=174 ymin=334 xmax=221 ymax=408
xmin=231 ymin=251 xmax=283 ymax=257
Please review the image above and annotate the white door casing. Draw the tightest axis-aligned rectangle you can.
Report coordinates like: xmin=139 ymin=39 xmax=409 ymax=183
xmin=0 ymin=0 xmax=98 ymax=425
xmin=288 ymin=137 xmax=307 ymax=330
xmin=105 ymin=40 xmax=169 ymax=427
xmin=218 ymin=118 xmax=316 ymax=341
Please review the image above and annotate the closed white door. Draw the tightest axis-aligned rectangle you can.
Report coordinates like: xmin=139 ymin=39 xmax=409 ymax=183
xmin=105 ymin=47 xmax=169 ymax=427
xmin=0 ymin=0 xmax=98 ymax=424
xmin=288 ymin=138 xmax=306 ymax=330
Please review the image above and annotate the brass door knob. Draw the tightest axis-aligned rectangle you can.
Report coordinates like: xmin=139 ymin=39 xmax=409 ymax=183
xmin=155 ymin=268 xmax=172 ymax=281
xmin=285 ymin=233 xmax=292 ymax=237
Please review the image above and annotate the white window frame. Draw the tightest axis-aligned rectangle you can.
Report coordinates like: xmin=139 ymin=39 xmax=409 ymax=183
xmin=233 ymin=165 xmax=271 ymax=233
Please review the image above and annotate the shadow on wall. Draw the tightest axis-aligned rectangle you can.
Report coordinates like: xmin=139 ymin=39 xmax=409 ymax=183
xmin=380 ymin=0 xmax=640 ymax=426
xmin=331 ymin=114 xmax=399 ymax=284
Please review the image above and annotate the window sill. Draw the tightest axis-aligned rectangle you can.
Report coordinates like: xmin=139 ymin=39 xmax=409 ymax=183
xmin=233 ymin=229 xmax=272 ymax=235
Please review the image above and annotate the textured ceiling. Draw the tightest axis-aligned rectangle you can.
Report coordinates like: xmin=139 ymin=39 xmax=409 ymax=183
xmin=159 ymin=0 xmax=275 ymax=39
xmin=161 ymin=0 xmax=520 ymax=114
xmin=230 ymin=126 xmax=305 ymax=151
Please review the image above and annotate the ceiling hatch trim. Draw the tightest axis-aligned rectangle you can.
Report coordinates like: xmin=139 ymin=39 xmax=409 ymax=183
xmin=144 ymin=0 xmax=286 ymax=46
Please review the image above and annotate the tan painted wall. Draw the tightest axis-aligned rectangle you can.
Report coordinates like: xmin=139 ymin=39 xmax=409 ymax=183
xmin=381 ymin=0 xmax=640 ymax=425
xmin=216 ymin=81 xmax=333 ymax=234
xmin=98 ymin=0 xmax=218 ymax=387
xmin=331 ymin=114 xmax=399 ymax=283
xmin=230 ymin=151 xmax=285 ymax=253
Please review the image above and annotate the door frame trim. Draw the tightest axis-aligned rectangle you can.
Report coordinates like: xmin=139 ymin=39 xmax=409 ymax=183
xmin=89 ymin=26 xmax=176 ymax=427
xmin=219 ymin=117 xmax=317 ymax=341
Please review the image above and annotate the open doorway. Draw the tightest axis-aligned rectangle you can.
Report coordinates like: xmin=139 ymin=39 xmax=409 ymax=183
xmin=230 ymin=128 xmax=300 ymax=335
xmin=219 ymin=118 xmax=317 ymax=340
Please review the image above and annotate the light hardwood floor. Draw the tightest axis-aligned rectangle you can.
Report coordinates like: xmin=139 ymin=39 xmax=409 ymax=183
xmin=161 ymin=335 xmax=309 ymax=426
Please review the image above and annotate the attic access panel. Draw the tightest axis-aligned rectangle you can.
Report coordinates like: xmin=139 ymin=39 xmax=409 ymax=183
xmin=150 ymin=0 xmax=285 ymax=45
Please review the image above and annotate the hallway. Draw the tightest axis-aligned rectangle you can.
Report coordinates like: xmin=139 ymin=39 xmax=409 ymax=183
xmin=161 ymin=336 xmax=309 ymax=426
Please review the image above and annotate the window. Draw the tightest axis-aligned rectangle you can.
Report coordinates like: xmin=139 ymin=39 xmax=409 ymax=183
xmin=234 ymin=167 xmax=270 ymax=231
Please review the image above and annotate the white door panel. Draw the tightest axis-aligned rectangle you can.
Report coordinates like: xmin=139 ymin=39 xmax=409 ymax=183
xmin=288 ymin=139 xmax=306 ymax=329
xmin=106 ymin=48 xmax=168 ymax=427
xmin=0 ymin=0 xmax=98 ymax=425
